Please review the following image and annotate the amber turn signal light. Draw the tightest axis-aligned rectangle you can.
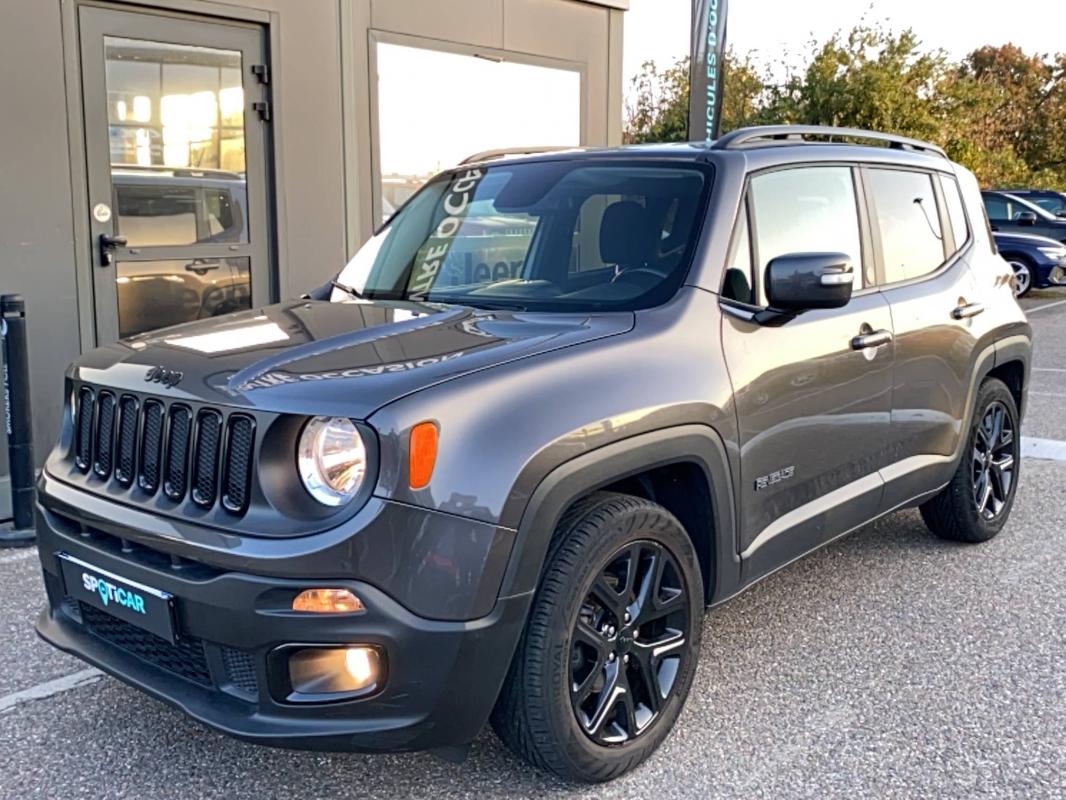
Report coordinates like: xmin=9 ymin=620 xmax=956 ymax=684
xmin=409 ymin=421 xmax=438 ymax=489
xmin=292 ymin=588 xmax=365 ymax=614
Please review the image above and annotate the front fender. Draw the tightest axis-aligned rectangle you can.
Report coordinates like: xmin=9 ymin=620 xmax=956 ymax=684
xmin=496 ymin=425 xmax=740 ymax=606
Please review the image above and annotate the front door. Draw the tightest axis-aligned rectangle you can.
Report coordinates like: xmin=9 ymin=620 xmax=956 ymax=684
xmin=79 ymin=6 xmax=273 ymax=342
xmin=721 ymin=165 xmax=895 ymax=581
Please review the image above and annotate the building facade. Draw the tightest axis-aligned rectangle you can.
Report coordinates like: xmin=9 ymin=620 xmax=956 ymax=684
xmin=0 ymin=0 xmax=627 ymax=522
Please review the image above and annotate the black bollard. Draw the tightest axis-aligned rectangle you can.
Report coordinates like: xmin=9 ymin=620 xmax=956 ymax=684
xmin=1 ymin=294 xmax=36 ymax=546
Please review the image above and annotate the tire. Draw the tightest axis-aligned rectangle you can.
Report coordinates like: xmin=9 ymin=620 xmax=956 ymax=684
xmin=491 ymin=491 xmax=704 ymax=783
xmin=920 ymin=378 xmax=1021 ymax=543
xmin=1007 ymin=257 xmax=1034 ymax=297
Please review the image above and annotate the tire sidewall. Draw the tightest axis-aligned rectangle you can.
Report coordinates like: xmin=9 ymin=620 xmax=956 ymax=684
xmin=951 ymin=380 xmax=1021 ymax=539
xmin=540 ymin=501 xmax=703 ymax=777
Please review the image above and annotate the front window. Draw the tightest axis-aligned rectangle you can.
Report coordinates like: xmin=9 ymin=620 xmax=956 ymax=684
xmin=334 ymin=161 xmax=710 ymax=312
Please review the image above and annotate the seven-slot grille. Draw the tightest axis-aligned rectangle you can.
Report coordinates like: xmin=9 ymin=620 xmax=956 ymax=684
xmin=73 ymin=386 xmax=256 ymax=515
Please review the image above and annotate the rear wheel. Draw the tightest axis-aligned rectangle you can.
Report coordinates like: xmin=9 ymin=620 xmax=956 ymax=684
xmin=491 ymin=492 xmax=703 ymax=783
xmin=920 ymin=378 xmax=1020 ymax=543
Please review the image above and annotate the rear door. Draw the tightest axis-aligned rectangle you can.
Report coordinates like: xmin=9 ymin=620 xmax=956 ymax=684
xmin=868 ymin=167 xmax=983 ymax=508
xmin=721 ymin=164 xmax=894 ymax=578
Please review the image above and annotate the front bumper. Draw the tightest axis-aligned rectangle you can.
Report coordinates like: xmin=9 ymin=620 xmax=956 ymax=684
xmin=34 ymin=480 xmax=531 ymax=752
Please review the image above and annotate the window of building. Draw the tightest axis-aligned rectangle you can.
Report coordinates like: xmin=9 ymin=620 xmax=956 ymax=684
xmin=748 ymin=166 xmax=864 ymax=304
xmin=374 ymin=41 xmax=581 ymax=224
xmin=867 ymin=169 xmax=945 ymax=284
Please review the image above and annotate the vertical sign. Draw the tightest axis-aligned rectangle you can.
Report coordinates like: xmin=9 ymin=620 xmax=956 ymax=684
xmin=689 ymin=0 xmax=729 ymax=144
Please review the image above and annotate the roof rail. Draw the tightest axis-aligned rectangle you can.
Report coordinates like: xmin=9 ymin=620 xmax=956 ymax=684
xmin=712 ymin=126 xmax=948 ymax=159
xmin=459 ymin=146 xmax=575 ymax=165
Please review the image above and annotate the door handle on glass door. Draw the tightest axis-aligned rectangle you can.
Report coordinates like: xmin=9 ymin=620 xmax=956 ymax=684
xmin=98 ymin=234 xmax=127 ymax=267
xmin=952 ymin=302 xmax=985 ymax=320
xmin=185 ymin=260 xmax=223 ymax=273
xmin=851 ymin=329 xmax=893 ymax=350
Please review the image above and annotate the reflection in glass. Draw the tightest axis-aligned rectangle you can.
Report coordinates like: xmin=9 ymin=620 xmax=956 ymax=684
xmin=116 ymin=257 xmax=251 ymax=338
xmin=867 ymin=169 xmax=944 ymax=283
xmin=105 ymin=37 xmax=248 ymax=247
xmin=375 ymin=43 xmax=580 ymax=222
xmin=750 ymin=167 xmax=864 ymax=302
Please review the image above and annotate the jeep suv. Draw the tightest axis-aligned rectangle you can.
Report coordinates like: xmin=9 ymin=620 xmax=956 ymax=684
xmin=35 ymin=126 xmax=1031 ymax=783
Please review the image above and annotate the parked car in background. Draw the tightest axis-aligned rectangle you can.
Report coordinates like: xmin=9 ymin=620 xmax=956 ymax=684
xmin=996 ymin=189 xmax=1066 ymax=217
xmin=983 ymin=190 xmax=1066 ymax=242
xmin=993 ymin=231 xmax=1066 ymax=296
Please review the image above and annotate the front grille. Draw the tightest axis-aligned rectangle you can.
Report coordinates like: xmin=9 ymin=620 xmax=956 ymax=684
xmin=79 ymin=602 xmax=211 ymax=686
xmin=115 ymin=395 xmax=139 ymax=486
xmin=75 ymin=388 xmax=94 ymax=472
xmin=191 ymin=410 xmax=222 ymax=508
xmin=164 ymin=405 xmax=192 ymax=501
xmin=222 ymin=415 xmax=255 ymax=513
xmin=139 ymin=400 xmax=164 ymax=493
xmin=92 ymin=392 xmax=116 ymax=478
xmin=221 ymin=647 xmax=259 ymax=697
xmin=70 ymin=386 xmax=256 ymax=516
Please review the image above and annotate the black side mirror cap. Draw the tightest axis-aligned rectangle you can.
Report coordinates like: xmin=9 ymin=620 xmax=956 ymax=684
xmin=765 ymin=252 xmax=855 ymax=312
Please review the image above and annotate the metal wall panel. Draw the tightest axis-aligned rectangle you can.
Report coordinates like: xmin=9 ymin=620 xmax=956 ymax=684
xmin=371 ymin=0 xmax=504 ymax=49
xmin=0 ymin=0 xmax=82 ymax=520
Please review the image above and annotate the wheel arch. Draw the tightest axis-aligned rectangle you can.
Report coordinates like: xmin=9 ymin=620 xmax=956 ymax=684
xmin=498 ymin=425 xmax=739 ymax=608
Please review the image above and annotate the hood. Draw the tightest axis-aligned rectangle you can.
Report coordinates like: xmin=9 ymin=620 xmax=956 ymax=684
xmin=994 ymin=231 xmax=1066 ymax=247
xmin=70 ymin=299 xmax=633 ymax=418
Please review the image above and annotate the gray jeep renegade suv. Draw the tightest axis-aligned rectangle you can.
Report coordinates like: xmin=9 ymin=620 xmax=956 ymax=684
xmin=35 ymin=126 xmax=1031 ymax=783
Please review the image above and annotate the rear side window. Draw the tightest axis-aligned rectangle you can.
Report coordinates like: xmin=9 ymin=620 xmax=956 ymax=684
xmin=748 ymin=166 xmax=864 ymax=304
xmin=867 ymin=169 xmax=945 ymax=284
xmin=940 ymin=176 xmax=970 ymax=252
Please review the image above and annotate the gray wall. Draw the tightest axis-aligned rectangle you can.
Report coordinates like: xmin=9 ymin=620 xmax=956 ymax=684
xmin=0 ymin=0 xmax=624 ymax=521
xmin=0 ymin=0 xmax=82 ymax=520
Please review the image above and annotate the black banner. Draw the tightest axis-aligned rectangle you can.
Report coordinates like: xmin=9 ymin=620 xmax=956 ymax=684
xmin=689 ymin=0 xmax=729 ymax=144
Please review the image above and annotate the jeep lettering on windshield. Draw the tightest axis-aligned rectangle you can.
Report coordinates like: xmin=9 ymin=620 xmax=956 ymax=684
xmin=408 ymin=168 xmax=484 ymax=295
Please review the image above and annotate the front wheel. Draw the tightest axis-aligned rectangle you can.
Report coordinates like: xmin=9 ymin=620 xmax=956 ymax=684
xmin=1008 ymin=258 xmax=1033 ymax=297
xmin=920 ymin=378 xmax=1021 ymax=543
xmin=491 ymin=492 xmax=703 ymax=783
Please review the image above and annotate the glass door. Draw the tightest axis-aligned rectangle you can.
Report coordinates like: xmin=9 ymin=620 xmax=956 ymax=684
xmin=79 ymin=6 xmax=273 ymax=341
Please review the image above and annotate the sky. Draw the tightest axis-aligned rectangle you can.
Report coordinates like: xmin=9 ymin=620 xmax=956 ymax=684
xmin=623 ymin=0 xmax=1066 ymax=97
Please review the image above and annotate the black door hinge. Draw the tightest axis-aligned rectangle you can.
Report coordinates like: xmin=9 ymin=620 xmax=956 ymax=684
xmin=251 ymin=63 xmax=270 ymax=84
xmin=253 ymin=100 xmax=272 ymax=122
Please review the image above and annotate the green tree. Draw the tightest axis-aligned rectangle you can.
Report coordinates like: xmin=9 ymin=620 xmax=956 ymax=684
xmin=621 ymin=24 xmax=1066 ymax=189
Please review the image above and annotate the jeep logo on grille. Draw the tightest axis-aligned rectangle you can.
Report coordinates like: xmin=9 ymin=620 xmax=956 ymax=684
xmin=144 ymin=366 xmax=183 ymax=388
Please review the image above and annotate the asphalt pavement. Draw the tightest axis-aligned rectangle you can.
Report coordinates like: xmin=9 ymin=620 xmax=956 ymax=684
xmin=1 ymin=290 xmax=1065 ymax=799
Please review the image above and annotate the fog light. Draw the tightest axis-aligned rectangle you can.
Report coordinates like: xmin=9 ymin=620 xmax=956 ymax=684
xmin=288 ymin=646 xmax=383 ymax=698
xmin=292 ymin=588 xmax=364 ymax=614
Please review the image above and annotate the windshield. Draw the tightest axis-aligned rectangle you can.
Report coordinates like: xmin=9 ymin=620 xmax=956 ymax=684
xmin=334 ymin=161 xmax=710 ymax=312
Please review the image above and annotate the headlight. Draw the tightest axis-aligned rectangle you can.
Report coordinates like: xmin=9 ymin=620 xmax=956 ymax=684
xmin=1038 ymin=246 xmax=1066 ymax=260
xmin=297 ymin=417 xmax=367 ymax=506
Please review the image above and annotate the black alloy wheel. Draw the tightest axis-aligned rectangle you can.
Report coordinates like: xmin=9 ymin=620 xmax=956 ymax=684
xmin=972 ymin=400 xmax=1016 ymax=521
xmin=569 ymin=540 xmax=690 ymax=745
xmin=920 ymin=378 xmax=1021 ymax=543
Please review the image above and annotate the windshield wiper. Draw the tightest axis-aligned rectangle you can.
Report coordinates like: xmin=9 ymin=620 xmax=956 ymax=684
xmin=331 ymin=280 xmax=366 ymax=300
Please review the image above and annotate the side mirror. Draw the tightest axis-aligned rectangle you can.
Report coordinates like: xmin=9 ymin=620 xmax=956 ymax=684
xmin=765 ymin=253 xmax=854 ymax=311
xmin=1017 ymin=211 xmax=1038 ymax=226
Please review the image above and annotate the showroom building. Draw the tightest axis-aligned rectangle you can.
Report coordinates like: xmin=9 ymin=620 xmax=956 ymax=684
xmin=0 ymin=0 xmax=628 ymax=522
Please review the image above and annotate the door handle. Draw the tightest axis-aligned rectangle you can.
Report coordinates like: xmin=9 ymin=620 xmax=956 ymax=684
xmin=851 ymin=329 xmax=893 ymax=350
xmin=98 ymin=233 xmax=127 ymax=267
xmin=185 ymin=260 xmax=223 ymax=273
xmin=952 ymin=302 xmax=985 ymax=320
